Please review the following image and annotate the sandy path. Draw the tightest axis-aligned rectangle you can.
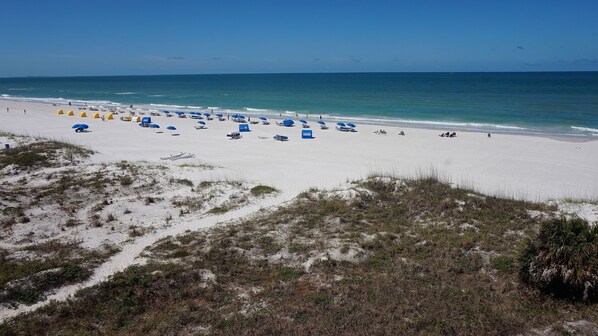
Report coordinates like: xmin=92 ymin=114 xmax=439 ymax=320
xmin=0 ymin=192 xmax=294 ymax=322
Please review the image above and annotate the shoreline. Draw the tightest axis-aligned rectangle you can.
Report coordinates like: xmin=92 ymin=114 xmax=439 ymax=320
xmin=1 ymin=96 xmax=597 ymax=141
xmin=2 ymin=99 xmax=598 ymax=202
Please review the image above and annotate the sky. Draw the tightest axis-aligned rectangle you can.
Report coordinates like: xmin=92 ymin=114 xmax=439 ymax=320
xmin=2 ymin=0 xmax=598 ymax=77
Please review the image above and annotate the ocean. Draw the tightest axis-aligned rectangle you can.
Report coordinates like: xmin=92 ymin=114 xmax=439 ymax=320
xmin=1 ymin=72 xmax=597 ymax=137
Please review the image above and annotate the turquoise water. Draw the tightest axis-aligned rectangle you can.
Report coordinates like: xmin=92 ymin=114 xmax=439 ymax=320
xmin=1 ymin=72 xmax=597 ymax=136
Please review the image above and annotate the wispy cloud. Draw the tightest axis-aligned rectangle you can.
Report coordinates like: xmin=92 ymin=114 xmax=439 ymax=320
xmin=574 ymin=58 xmax=598 ymax=64
xmin=516 ymin=46 xmax=524 ymax=50
xmin=167 ymin=56 xmax=185 ymax=61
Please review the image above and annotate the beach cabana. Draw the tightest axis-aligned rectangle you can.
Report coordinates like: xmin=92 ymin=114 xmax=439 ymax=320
xmin=317 ymin=121 xmax=328 ymax=129
xmin=277 ymin=119 xmax=294 ymax=127
xmin=141 ymin=116 xmax=152 ymax=124
xmin=204 ymin=113 xmax=213 ymax=120
xmin=56 ymin=109 xmax=64 ymax=115
xmin=239 ymin=123 xmax=250 ymax=132
xmin=72 ymin=123 xmax=89 ymax=132
xmin=166 ymin=125 xmax=179 ymax=136
xmin=231 ymin=114 xmax=246 ymax=122
xmin=79 ymin=112 xmax=87 ymax=118
xmin=195 ymin=121 xmax=207 ymax=129
xmin=151 ymin=124 xmax=163 ymax=133
xmin=299 ymin=120 xmax=310 ymax=128
xmin=216 ymin=113 xmax=225 ymax=121
xmin=133 ymin=116 xmax=142 ymax=122
xmin=91 ymin=112 xmax=100 ymax=119
xmin=302 ymin=129 xmax=314 ymax=139
xmin=105 ymin=113 xmax=113 ymax=120
xmin=67 ymin=110 xmax=74 ymax=116
xmin=336 ymin=122 xmax=352 ymax=132
xmin=259 ymin=116 xmax=270 ymax=125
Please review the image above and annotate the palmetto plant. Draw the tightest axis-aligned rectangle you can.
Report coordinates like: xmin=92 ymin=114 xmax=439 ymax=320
xmin=519 ymin=217 xmax=597 ymax=301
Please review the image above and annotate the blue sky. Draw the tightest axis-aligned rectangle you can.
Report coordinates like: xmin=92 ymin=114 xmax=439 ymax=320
xmin=2 ymin=0 xmax=598 ymax=76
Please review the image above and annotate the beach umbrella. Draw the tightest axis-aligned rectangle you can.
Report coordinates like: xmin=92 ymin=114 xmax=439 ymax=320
xmin=71 ymin=124 xmax=89 ymax=129
xmin=166 ymin=126 xmax=176 ymax=130
xmin=347 ymin=123 xmax=356 ymax=128
xmin=150 ymin=124 xmax=160 ymax=128
xmin=204 ymin=113 xmax=211 ymax=117
xmin=317 ymin=121 xmax=326 ymax=125
xmin=337 ymin=122 xmax=346 ymax=126
xmin=215 ymin=113 xmax=223 ymax=117
xmin=175 ymin=111 xmax=184 ymax=115
xmin=162 ymin=110 xmax=169 ymax=113
xmin=299 ymin=119 xmax=307 ymax=123
xmin=198 ymin=121 xmax=206 ymax=125
xmin=259 ymin=116 xmax=267 ymax=121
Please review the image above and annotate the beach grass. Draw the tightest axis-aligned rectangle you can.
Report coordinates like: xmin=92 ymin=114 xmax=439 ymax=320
xmin=1 ymin=177 xmax=594 ymax=335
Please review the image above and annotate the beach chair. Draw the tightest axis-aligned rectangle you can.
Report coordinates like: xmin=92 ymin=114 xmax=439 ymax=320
xmin=227 ymin=132 xmax=242 ymax=140
xmin=273 ymin=134 xmax=289 ymax=141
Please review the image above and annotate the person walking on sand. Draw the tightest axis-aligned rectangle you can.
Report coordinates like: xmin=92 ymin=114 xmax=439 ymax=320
xmin=24 ymin=109 xmax=26 ymax=115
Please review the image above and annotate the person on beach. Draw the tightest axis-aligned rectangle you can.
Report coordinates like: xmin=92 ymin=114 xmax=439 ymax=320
xmin=319 ymin=115 xmax=322 ymax=120
xmin=488 ymin=133 xmax=491 ymax=138
xmin=6 ymin=107 xmax=8 ymax=113
xmin=24 ymin=109 xmax=26 ymax=115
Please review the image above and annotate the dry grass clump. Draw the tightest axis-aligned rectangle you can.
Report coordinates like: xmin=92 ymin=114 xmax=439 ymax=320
xmin=0 ymin=241 xmax=119 ymax=306
xmin=1 ymin=177 xmax=595 ymax=335
xmin=0 ymin=139 xmax=93 ymax=171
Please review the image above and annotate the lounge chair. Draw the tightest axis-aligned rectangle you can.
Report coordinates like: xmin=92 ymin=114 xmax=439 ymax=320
xmin=227 ymin=132 xmax=242 ymax=140
xmin=273 ymin=134 xmax=289 ymax=141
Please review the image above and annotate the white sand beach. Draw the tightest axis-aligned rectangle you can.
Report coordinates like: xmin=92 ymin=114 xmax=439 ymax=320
xmin=1 ymin=99 xmax=597 ymax=321
xmin=2 ymin=100 xmax=597 ymax=201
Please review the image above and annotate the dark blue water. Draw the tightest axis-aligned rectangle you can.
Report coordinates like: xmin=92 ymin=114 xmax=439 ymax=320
xmin=1 ymin=72 xmax=597 ymax=136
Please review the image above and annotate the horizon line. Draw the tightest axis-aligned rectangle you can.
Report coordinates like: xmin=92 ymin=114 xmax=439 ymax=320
xmin=2 ymin=70 xmax=598 ymax=79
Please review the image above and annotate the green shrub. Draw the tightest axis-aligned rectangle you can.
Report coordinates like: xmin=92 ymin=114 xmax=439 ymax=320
xmin=250 ymin=185 xmax=277 ymax=196
xmin=519 ymin=217 xmax=597 ymax=301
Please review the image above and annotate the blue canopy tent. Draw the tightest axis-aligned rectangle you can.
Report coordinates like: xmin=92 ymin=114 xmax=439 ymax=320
xmin=239 ymin=123 xmax=250 ymax=132
xmin=302 ymin=129 xmax=314 ymax=139
xmin=141 ymin=117 xmax=152 ymax=124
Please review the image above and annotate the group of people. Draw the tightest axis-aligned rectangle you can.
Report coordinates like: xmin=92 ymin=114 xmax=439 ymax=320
xmin=374 ymin=129 xmax=405 ymax=136
xmin=439 ymin=131 xmax=457 ymax=138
